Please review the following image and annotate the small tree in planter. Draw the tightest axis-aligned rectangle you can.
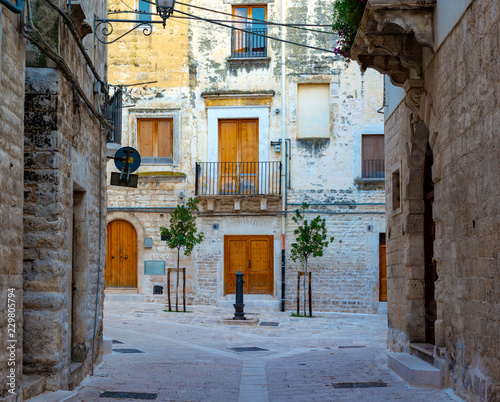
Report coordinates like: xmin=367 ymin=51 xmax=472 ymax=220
xmin=160 ymin=197 xmax=205 ymax=312
xmin=290 ymin=203 xmax=334 ymax=316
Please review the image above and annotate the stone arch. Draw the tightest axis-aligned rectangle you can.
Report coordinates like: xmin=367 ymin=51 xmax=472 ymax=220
xmin=106 ymin=212 xmax=146 ymax=293
xmin=403 ymin=119 xmax=433 ymax=343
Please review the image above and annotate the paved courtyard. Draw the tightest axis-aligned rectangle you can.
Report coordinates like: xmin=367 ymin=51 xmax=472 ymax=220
xmin=76 ymin=300 xmax=463 ymax=401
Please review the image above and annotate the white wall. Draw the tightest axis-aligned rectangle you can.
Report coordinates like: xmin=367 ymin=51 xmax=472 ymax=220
xmin=385 ymin=0 xmax=473 ymax=120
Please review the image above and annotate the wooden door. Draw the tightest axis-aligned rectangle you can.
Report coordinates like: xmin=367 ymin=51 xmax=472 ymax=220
xmin=224 ymin=235 xmax=273 ymax=295
xmin=379 ymin=234 xmax=387 ymax=302
xmin=218 ymin=119 xmax=259 ymax=194
xmin=106 ymin=220 xmax=138 ymax=288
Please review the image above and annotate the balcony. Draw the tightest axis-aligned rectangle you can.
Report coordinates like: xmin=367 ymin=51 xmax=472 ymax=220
xmin=231 ymin=28 xmax=267 ymax=58
xmin=363 ymin=159 xmax=385 ymax=179
xmin=195 ymin=162 xmax=281 ymax=196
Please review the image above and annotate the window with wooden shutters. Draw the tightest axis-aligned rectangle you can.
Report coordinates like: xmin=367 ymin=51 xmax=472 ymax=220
xmin=137 ymin=118 xmax=173 ymax=164
xmin=362 ymin=134 xmax=385 ymax=178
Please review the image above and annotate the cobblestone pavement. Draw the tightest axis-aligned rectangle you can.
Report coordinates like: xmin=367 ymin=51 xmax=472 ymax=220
xmin=76 ymin=301 xmax=463 ymax=401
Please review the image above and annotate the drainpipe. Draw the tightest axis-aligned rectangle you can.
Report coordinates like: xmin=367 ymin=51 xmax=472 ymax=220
xmin=280 ymin=0 xmax=286 ymax=312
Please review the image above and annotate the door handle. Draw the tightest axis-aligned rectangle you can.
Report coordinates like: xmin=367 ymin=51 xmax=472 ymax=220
xmin=125 ymin=255 xmax=128 ymax=259
xmin=249 ymin=260 xmax=251 ymax=268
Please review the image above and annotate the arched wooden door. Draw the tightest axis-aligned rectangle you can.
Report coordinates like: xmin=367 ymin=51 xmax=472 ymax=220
xmin=106 ymin=220 xmax=138 ymax=288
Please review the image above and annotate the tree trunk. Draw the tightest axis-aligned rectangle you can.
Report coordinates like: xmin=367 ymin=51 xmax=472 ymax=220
xmin=176 ymin=247 xmax=180 ymax=312
xmin=303 ymin=258 xmax=308 ymax=316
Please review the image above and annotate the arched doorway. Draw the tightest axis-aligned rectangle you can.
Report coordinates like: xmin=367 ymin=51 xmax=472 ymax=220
xmin=424 ymin=144 xmax=437 ymax=344
xmin=106 ymin=220 xmax=138 ymax=288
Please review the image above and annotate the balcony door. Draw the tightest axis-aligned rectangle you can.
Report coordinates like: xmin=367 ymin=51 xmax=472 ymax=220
xmin=218 ymin=119 xmax=259 ymax=194
xmin=224 ymin=235 xmax=273 ymax=295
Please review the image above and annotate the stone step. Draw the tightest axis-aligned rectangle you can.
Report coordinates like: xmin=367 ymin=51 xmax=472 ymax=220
xmin=105 ymin=294 xmax=145 ymax=302
xmin=104 ymin=288 xmax=138 ymax=295
xmin=27 ymin=390 xmax=77 ymax=402
xmin=410 ymin=342 xmax=435 ymax=365
xmin=388 ymin=352 xmax=441 ymax=388
xmin=22 ymin=375 xmax=45 ymax=400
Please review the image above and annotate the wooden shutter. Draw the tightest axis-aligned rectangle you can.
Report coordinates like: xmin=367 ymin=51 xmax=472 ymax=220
xmin=362 ymin=135 xmax=384 ymax=177
xmin=138 ymin=118 xmax=173 ymax=160
xmin=138 ymin=120 xmax=154 ymax=157
xmin=157 ymin=119 xmax=172 ymax=158
xmin=379 ymin=241 xmax=387 ymax=301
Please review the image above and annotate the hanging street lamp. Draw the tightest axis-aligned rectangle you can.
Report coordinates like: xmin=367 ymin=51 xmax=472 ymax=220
xmin=156 ymin=0 xmax=175 ymax=27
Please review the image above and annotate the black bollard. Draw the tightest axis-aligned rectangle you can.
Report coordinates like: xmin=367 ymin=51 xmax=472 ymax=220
xmin=233 ymin=271 xmax=246 ymax=320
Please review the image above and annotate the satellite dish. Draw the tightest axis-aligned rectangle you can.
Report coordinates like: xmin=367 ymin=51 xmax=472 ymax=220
xmin=114 ymin=147 xmax=141 ymax=173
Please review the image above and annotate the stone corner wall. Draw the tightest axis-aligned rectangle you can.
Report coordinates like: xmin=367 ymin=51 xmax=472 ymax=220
xmin=0 ymin=9 xmax=26 ymax=402
xmin=385 ymin=0 xmax=500 ymax=400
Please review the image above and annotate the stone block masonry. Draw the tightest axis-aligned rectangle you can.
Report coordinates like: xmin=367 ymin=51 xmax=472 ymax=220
xmin=0 ymin=9 xmax=26 ymax=402
xmin=22 ymin=66 xmax=107 ymax=395
xmin=382 ymin=0 xmax=500 ymax=399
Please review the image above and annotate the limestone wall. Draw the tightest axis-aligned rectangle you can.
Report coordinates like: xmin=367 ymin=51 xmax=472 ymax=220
xmin=385 ymin=0 xmax=500 ymax=399
xmin=21 ymin=0 xmax=107 ymax=396
xmin=0 ymin=8 xmax=26 ymax=402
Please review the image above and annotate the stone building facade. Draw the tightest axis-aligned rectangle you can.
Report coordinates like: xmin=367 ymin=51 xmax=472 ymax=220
xmin=0 ymin=0 xmax=108 ymax=399
xmin=106 ymin=0 xmax=385 ymax=313
xmin=352 ymin=0 xmax=499 ymax=400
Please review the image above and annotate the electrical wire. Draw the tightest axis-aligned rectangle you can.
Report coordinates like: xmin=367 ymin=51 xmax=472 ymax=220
xmin=175 ymin=1 xmax=334 ymax=34
xmin=107 ymin=9 xmax=335 ymax=34
xmin=173 ymin=8 xmax=337 ymax=55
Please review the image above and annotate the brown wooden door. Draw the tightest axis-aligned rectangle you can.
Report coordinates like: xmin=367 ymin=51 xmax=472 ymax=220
xmin=218 ymin=119 xmax=259 ymax=194
xmin=224 ymin=235 xmax=273 ymax=295
xmin=106 ymin=220 xmax=138 ymax=288
xmin=379 ymin=235 xmax=387 ymax=302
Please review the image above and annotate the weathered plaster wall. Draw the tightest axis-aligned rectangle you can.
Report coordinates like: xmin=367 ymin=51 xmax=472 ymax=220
xmin=385 ymin=0 xmax=499 ymax=399
xmin=107 ymin=0 xmax=385 ymax=313
xmin=0 ymin=8 xmax=26 ymax=402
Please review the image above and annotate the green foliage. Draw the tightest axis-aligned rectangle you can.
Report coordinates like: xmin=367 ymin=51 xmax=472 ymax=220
xmin=290 ymin=203 xmax=334 ymax=265
xmin=160 ymin=197 xmax=205 ymax=255
xmin=332 ymin=0 xmax=367 ymax=58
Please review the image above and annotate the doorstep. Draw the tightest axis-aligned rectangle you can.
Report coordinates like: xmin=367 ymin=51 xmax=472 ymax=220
xmin=387 ymin=352 xmax=442 ymax=388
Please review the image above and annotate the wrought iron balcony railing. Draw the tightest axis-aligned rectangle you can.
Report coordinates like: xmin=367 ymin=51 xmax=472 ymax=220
xmin=231 ymin=27 xmax=267 ymax=58
xmin=195 ymin=162 xmax=281 ymax=196
xmin=362 ymin=159 xmax=385 ymax=179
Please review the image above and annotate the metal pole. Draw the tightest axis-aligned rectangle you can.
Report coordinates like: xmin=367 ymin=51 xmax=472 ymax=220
xmin=280 ymin=0 xmax=287 ymax=313
xmin=233 ymin=271 xmax=246 ymax=320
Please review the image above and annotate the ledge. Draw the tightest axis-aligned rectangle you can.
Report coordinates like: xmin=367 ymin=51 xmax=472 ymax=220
xmin=201 ymin=89 xmax=275 ymax=99
xmin=226 ymin=57 xmax=271 ymax=70
xmin=354 ymin=177 xmax=385 ymax=191
xmin=351 ymin=0 xmax=436 ymax=87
